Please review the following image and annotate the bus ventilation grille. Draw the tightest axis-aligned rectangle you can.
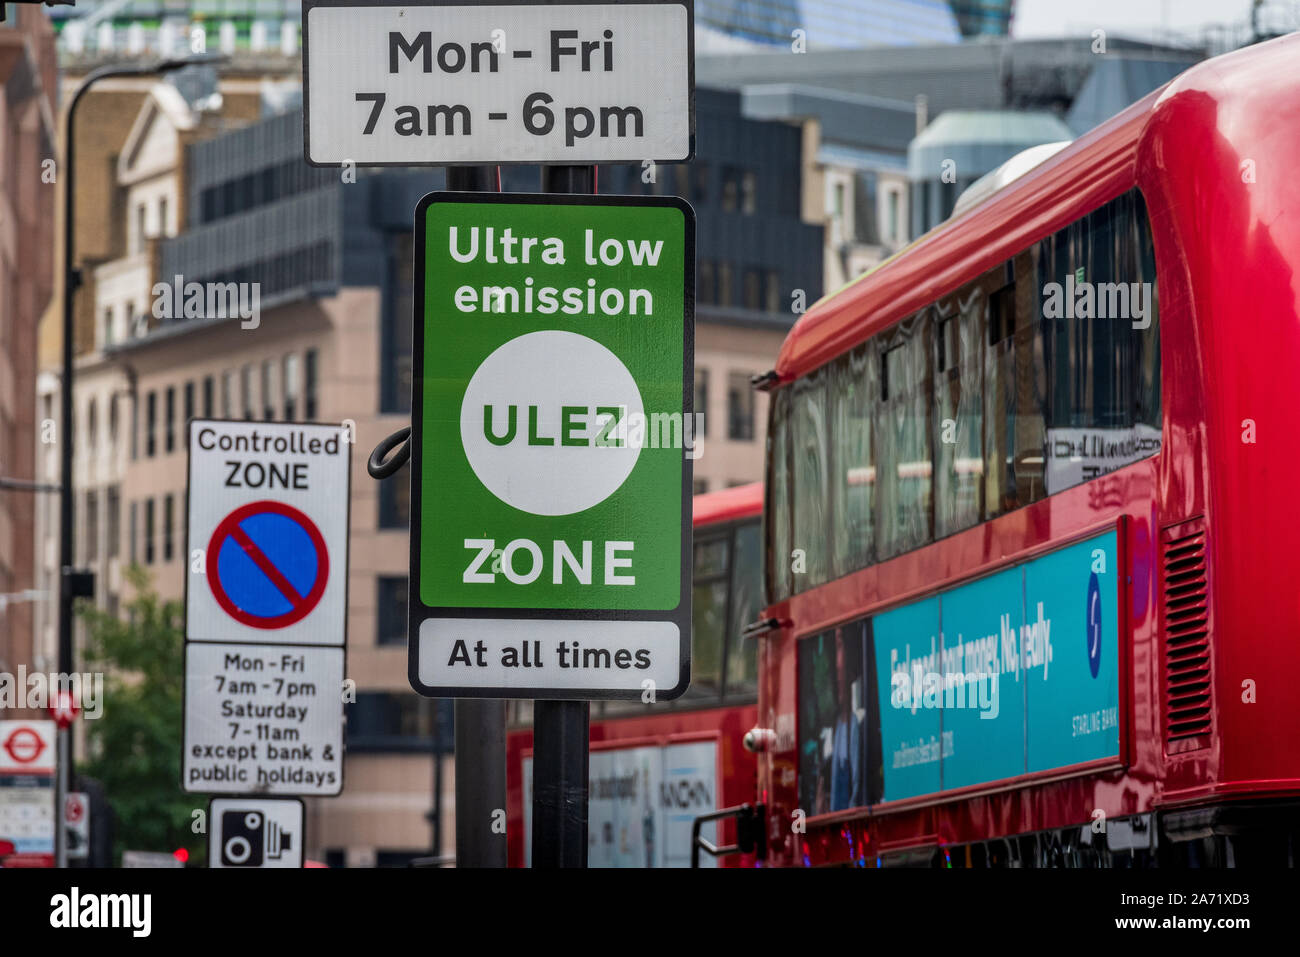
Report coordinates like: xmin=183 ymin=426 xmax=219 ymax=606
xmin=1162 ymin=521 xmax=1213 ymax=744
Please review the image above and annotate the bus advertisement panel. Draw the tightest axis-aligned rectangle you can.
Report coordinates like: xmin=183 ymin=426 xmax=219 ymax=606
xmin=799 ymin=530 xmax=1120 ymax=812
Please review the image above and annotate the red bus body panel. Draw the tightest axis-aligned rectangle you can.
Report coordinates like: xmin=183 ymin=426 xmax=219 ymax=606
xmin=758 ymin=34 xmax=1300 ymax=866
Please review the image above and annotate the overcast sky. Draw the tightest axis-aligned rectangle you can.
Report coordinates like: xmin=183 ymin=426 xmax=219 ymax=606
xmin=1011 ymin=0 xmax=1262 ymax=40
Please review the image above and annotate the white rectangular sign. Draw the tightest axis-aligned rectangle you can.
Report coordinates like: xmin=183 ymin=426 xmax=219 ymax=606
xmin=303 ymin=0 xmax=694 ymax=165
xmin=183 ymin=643 xmax=344 ymax=796
xmin=186 ymin=420 xmax=351 ymax=645
xmin=417 ymin=617 xmax=679 ymax=694
xmin=210 ymin=798 xmax=305 ymax=868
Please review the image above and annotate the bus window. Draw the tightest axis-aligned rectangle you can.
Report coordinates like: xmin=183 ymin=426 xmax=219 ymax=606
xmin=724 ymin=520 xmax=762 ymax=698
xmin=688 ymin=534 xmax=729 ymax=701
xmin=933 ymin=289 xmax=984 ymax=538
xmin=830 ymin=343 xmax=875 ymax=577
xmin=790 ymin=366 xmax=832 ymax=586
xmin=877 ymin=314 xmax=933 ymax=559
xmin=766 ymin=389 xmax=793 ymax=603
xmin=984 ymin=251 xmax=1047 ymax=516
xmin=1037 ymin=189 xmax=1161 ymax=492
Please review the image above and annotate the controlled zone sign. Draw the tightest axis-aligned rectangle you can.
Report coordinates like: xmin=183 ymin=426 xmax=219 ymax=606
xmin=186 ymin=420 xmax=351 ymax=645
xmin=302 ymin=0 xmax=694 ymax=165
xmin=409 ymin=192 xmax=694 ymax=700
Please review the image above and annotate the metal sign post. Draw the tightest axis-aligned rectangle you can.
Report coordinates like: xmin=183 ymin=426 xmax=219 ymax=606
xmin=448 ymin=165 xmax=509 ymax=870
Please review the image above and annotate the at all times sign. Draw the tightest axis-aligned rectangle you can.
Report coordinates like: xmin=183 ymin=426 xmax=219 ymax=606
xmin=408 ymin=193 xmax=694 ymax=700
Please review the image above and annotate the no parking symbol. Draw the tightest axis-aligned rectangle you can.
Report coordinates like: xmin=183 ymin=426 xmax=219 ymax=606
xmin=186 ymin=420 xmax=350 ymax=646
xmin=207 ymin=501 xmax=329 ymax=629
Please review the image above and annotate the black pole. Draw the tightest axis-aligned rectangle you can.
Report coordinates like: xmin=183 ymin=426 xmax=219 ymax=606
xmin=530 ymin=165 xmax=595 ymax=870
xmin=431 ymin=701 xmax=444 ymax=859
xmin=445 ymin=164 xmax=508 ymax=868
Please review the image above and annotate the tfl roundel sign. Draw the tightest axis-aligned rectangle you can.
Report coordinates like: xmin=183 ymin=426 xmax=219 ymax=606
xmin=187 ymin=421 xmax=351 ymax=645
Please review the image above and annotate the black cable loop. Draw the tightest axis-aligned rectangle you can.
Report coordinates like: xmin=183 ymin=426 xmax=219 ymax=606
xmin=367 ymin=426 xmax=411 ymax=480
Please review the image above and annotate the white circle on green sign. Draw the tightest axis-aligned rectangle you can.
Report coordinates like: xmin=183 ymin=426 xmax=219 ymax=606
xmin=460 ymin=330 xmax=644 ymax=516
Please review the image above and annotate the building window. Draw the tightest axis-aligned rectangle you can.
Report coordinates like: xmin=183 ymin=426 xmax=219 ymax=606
xmin=262 ymin=360 xmax=276 ymax=420
xmin=383 ymin=234 xmax=414 ymax=414
xmin=159 ymin=197 xmax=169 ymax=238
xmin=377 ymin=577 xmax=407 ymax=645
xmin=283 ymin=354 xmax=300 ymax=421
xmin=693 ymin=478 xmax=709 ymax=494
xmin=345 ymin=693 xmax=451 ymax=752
xmin=241 ymin=365 xmax=254 ymax=420
xmin=765 ymin=271 xmax=782 ymax=313
xmin=718 ymin=263 xmax=734 ymax=308
xmin=694 ymin=369 xmax=709 ymax=438
xmin=742 ymin=269 xmax=761 ymax=310
xmin=108 ymin=396 xmax=118 ymax=446
xmin=129 ymin=501 xmax=137 ymax=564
xmin=742 ymin=171 xmax=757 ymax=215
xmin=107 ymin=486 xmax=121 ymax=559
xmin=145 ymin=391 xmax=157 ymax=457
xmin=127 ymin=302 xmax=138 ymax=338
xmin=694 ymin=163 xmax=708 ymax=204
xmin=888 ymin=190 xmax=901 ymax=243
xmin=721 ymin=166 xmax=739 ymax=212
xmin=728 ymin=372 xmax=755 ymax=441
xmin=222 ymin=371 xmax=235 ymax=418
xmin=163 ymin=493 xmax=174 ymax=562
xmin=379 ymin=462 xmax=410 ymax=529
xmin=833 ymin=182 xmax=846 ymax=219
xmin=202 ymin=376 xmax=214 ymax=418
xmin=304 ymin=350 xmax=319 ymax=420
xmin=144 ymin=498 xmax=155 ymax=565
xmin=135 ymin=204 xmax=146 ymax=254
xmin=698 ymin=261 xmax=716 ymax=305
xmin=854 ymin=171 xmax=880 ymax=244
xmin=165 ymin=387 xmax=175 ymax=453
xmin=85 ymin=491 xmax=99 ymax=563
xmin=86 ymin=399 xmax=97 ymax=455
xmin=102 ymin=307 xmax=114 ymax=348
xmin=184 ymin=381 xmax=194 ymax=428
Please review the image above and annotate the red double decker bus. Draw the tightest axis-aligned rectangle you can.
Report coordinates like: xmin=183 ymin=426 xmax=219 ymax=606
xmin=506 ymin=482 xmax=763 ymax=867
xmin=743 ymin=34 xmax=1300 ymax=867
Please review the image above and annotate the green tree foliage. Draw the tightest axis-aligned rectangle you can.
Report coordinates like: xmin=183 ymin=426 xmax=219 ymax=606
xmin=77 ymin=565 xmax=203 ymax=865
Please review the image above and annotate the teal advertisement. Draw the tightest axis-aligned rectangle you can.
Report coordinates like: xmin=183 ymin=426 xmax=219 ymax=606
xmin=872 ymin=531 xmax=1120 ymax=803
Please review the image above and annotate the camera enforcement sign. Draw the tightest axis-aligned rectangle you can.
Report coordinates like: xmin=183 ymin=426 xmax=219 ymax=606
xmin=302 ymin=0 xmax=694 ymax=166
xmin=409 ymin=192 xmax=694 ymax=700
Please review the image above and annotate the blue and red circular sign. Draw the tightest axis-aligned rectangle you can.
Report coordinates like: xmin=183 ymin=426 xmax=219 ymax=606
xmin=206 ymin=501 xmax=329 ymax=629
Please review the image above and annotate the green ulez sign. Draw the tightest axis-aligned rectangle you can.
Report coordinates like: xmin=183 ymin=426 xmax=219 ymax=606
xmin=408 ymin=192 xmax=695 ymax=701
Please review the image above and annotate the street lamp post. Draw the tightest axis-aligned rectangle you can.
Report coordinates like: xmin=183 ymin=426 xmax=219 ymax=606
xmin=57 ymin=53 xmax=225 ymax=869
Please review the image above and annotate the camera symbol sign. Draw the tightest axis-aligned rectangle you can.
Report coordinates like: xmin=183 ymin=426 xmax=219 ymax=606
xmin=206 ymin=501 xmax=329 ymax=629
